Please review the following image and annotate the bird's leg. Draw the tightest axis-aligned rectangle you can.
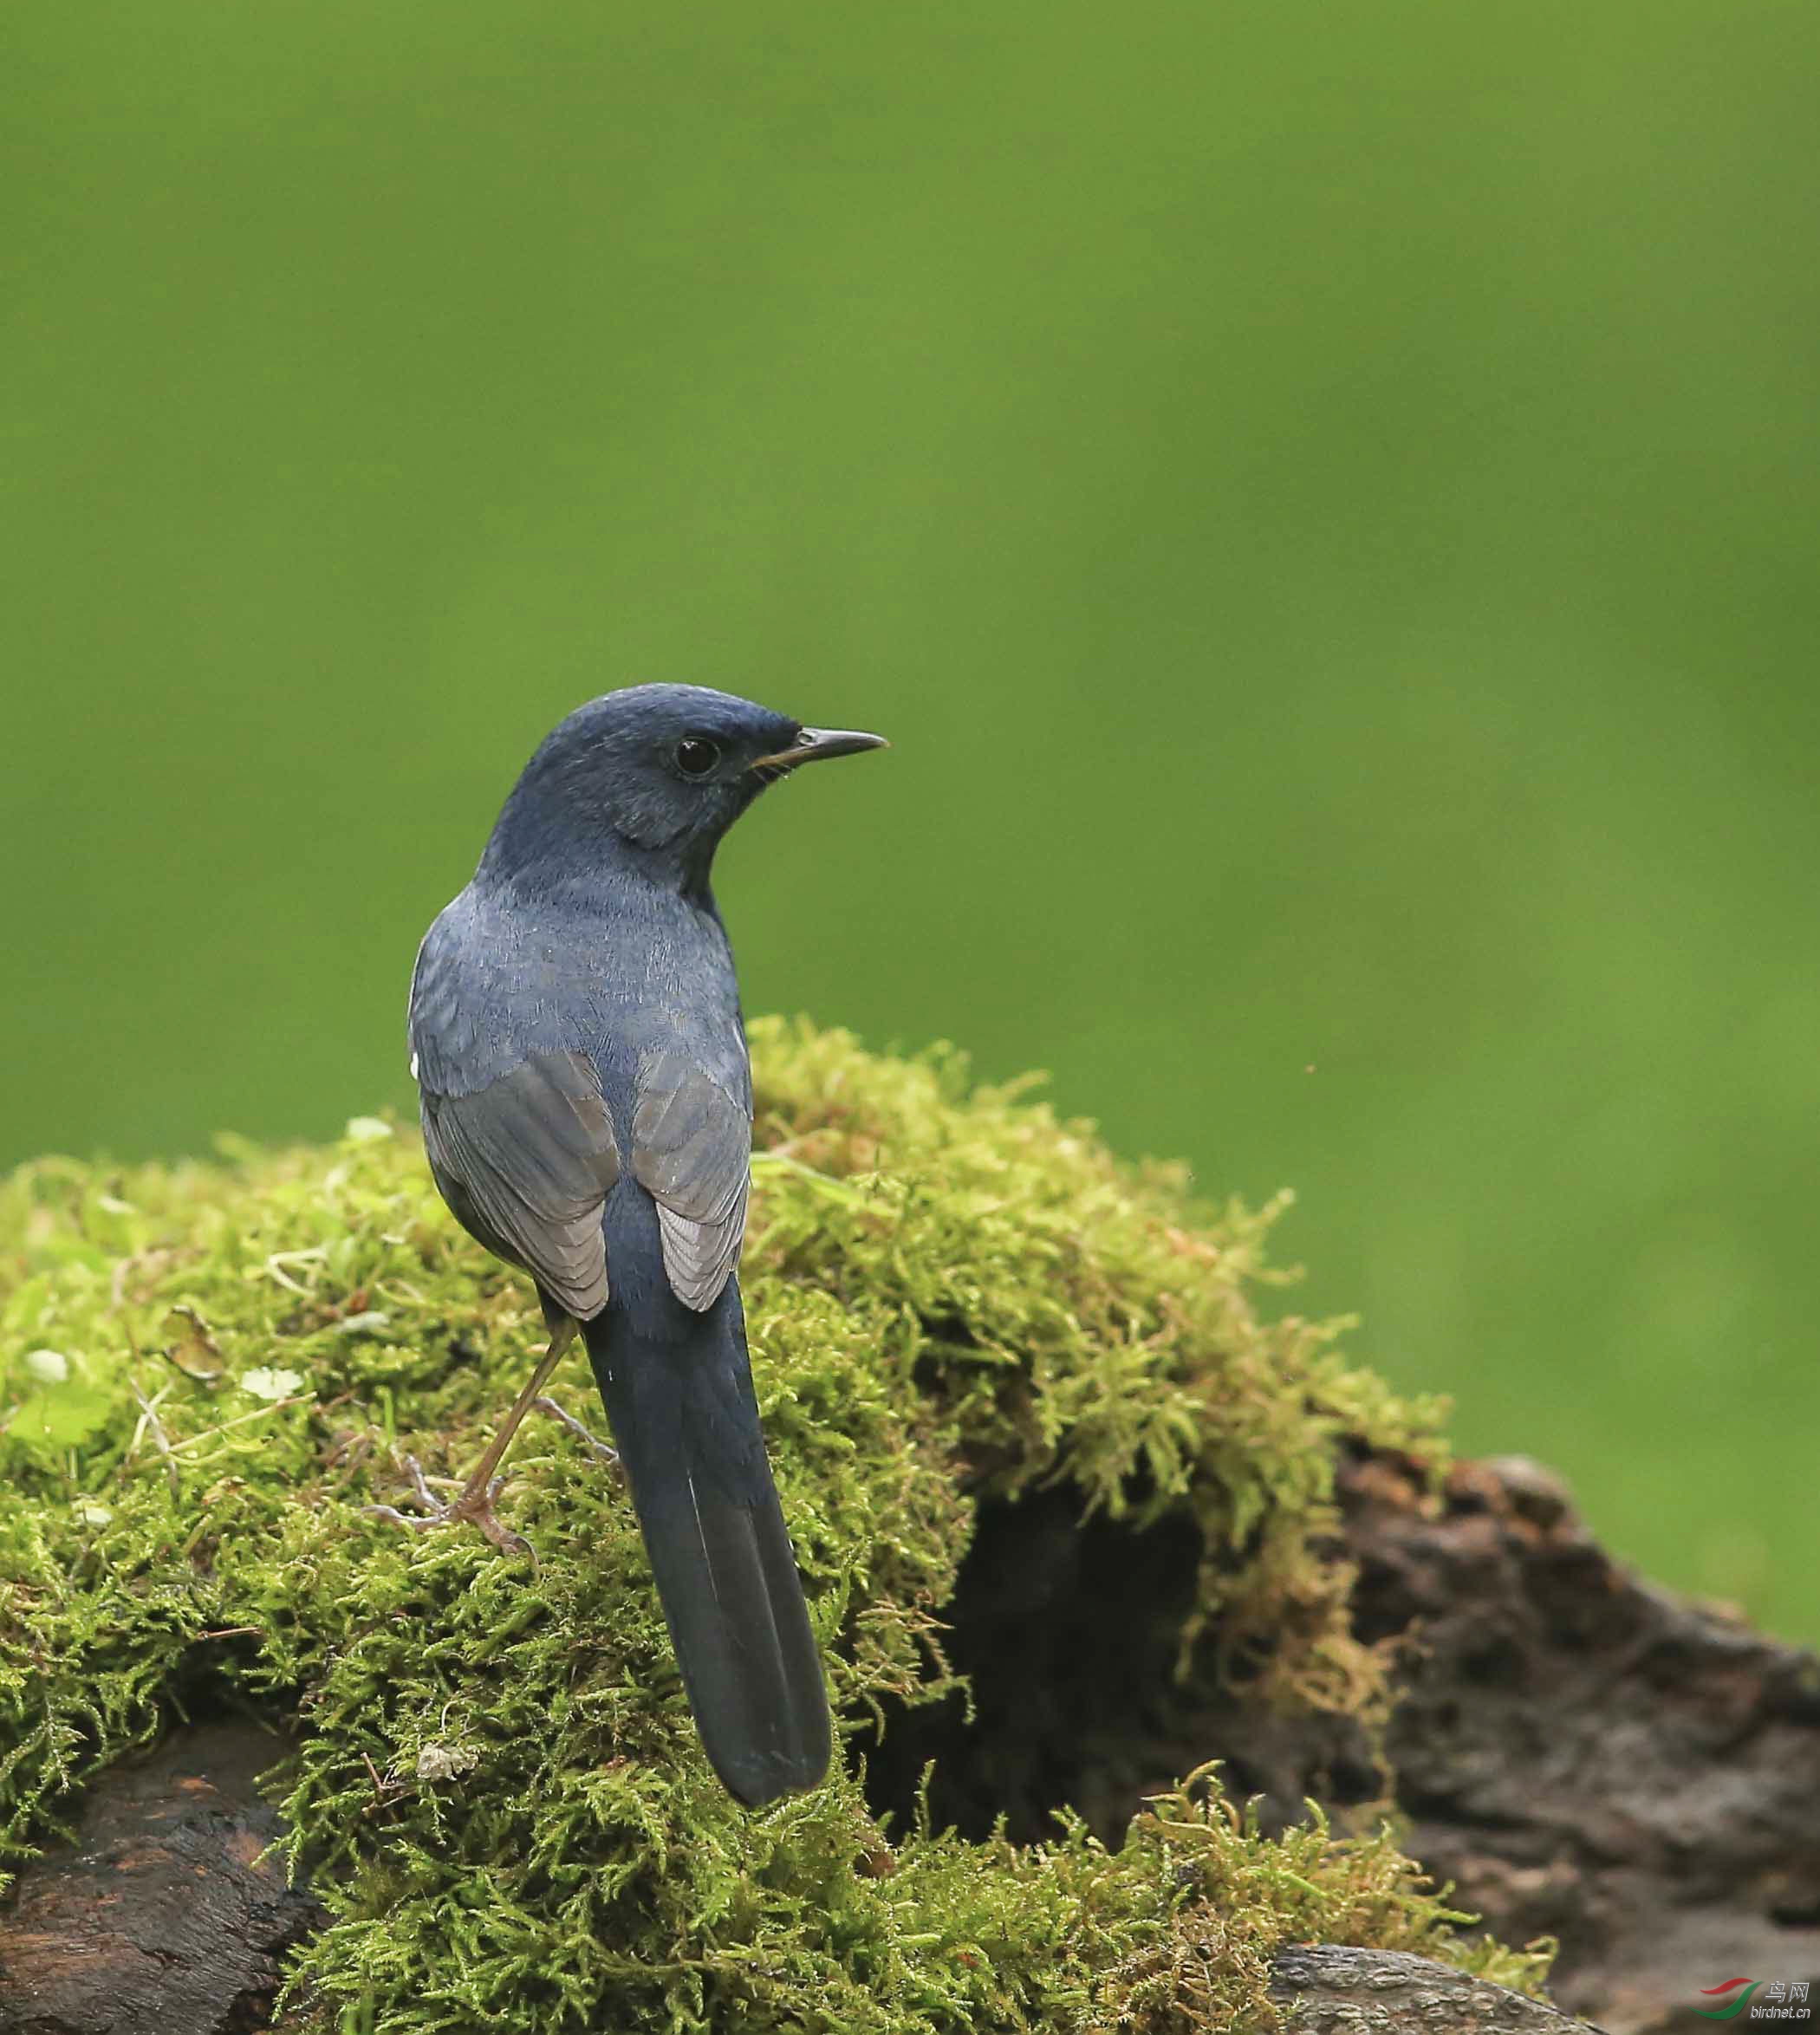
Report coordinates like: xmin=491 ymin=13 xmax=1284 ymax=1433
xmin=458 ymin=1314 xmax=579 ymax=1497
xmin=364 ymin=1316 xmax=579 ymax=1557
xmin=530 ymin=1395 xmax=620 ymax=1470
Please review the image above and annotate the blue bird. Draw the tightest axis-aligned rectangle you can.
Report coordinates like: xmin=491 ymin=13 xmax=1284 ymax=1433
xmin=380 ymin=684 xmax=887 ymax=1805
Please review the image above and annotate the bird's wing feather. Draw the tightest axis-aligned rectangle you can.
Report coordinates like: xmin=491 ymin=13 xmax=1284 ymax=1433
xmin=631 ymin=1046 xmax=751 ymax=1311
xmin=420 ymin=1050 xmax=620 ymax=1319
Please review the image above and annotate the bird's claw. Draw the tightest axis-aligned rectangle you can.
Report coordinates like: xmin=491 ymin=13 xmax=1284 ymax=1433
xmin=531 ymin=1395 xmax=621 ymax=1471
xmin=361 ymin=1391 xmax=616 ymax=1560
xmin=363 ymin=1454 xmax=536 ymax=1560
xmin=457 ymin=1477 xmax=536 ymax=1557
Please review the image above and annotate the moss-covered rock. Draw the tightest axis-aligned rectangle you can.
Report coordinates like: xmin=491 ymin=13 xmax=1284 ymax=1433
xmin=0 ymin=1019 xmax=1548 ymax=2031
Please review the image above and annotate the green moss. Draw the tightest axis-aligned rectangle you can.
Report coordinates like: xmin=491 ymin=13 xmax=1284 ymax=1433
xmin=0 ymin=1019 xmax=1547 ymax=2030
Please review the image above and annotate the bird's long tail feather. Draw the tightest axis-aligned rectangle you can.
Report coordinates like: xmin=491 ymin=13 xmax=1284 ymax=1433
xmin=581 ymin=1304 xmax=829 ymax=1804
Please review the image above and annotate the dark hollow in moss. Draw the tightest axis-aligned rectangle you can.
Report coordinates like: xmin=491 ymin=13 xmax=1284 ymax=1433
xmin=863 ymin=1481 xmax=1387 ymax=1849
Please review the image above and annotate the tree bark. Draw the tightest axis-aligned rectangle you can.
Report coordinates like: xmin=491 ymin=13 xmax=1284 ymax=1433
xmin=1271 ymin=1944 xmax=1605 ymax=2032
xmin=0 ymin=1726 xmax=322 ymax=2035
xmin=1345 ymin=1452 xmax=1820 ymax=2030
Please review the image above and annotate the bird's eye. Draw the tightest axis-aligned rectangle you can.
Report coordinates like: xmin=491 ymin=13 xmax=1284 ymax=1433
xmin=674 ymin=737 xmax=720 ymax=778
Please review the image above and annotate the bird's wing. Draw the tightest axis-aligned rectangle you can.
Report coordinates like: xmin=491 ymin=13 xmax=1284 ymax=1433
xmin=419 ymin=1051 xmax=621 ymax=1320
xmin=630 ymin=1045 xmax=751 ymax=1312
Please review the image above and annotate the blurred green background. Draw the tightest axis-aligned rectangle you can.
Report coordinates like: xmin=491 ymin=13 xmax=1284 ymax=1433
xmin=5 ymin=3 xmax=1817 ymax=1642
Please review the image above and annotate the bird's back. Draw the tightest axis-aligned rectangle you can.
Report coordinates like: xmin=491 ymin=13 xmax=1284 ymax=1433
xmin=411 ymin=868 xmax=830 ymax=1804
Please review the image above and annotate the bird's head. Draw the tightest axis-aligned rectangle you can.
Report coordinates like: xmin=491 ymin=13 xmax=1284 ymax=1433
xmin=480 ymin=684 xmax=887 ymax=889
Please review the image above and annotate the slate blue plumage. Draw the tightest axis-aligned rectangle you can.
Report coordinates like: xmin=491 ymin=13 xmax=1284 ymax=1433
xmin=402 ymin=684 xmax=887 ymax=1804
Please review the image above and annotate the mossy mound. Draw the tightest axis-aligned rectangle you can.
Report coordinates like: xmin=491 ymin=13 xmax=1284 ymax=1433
xmin=0 ymin=1019 xmax=1547 ymax=2031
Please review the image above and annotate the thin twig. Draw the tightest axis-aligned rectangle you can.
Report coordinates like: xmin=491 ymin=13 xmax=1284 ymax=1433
xmin=129 ymin=1382 xmax=181 ymax=1495
xmin=263 ymin=1248 xmax=328 ymax=1295
xmin=749 ymin=1151 xmax=869 ymax=1204
xmin=166 ymin=1394 xmax=315 ymax=1454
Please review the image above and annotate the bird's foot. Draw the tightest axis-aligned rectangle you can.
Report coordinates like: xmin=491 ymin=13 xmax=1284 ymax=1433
xmin=531 ymin=1395 xmax=620 ymax=1472
xmin=364 ymin=1454 xmax=535 ymax=1559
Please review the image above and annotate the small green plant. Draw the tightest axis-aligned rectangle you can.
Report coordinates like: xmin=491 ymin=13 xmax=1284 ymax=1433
xmin=0 ymin=1019 xmax=1545 ymax=2031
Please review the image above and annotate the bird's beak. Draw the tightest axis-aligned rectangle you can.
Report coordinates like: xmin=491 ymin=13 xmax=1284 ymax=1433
xmin=751 ymin=727 xmax=890 ymax=774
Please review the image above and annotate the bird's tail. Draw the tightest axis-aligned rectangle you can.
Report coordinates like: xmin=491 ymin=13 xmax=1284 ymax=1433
xmin=581 ymin=1299 xmax=830 ymax=1805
